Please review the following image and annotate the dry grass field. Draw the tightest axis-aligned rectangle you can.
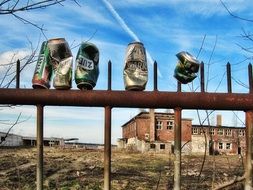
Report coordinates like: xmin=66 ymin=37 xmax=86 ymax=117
xmin=0 ymin=147 xmax=245 ymax=190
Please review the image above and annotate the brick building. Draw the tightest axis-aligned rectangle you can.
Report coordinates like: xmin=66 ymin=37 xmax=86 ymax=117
xmin=118 ymin=111 xmax=246 ymax=155
xmin=192 ymin=125 xmax=246 ymax=155
xmin=119 ymin=110 xmax=192 ymax=153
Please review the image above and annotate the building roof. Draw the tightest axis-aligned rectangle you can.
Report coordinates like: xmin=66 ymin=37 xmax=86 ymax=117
xmin=192 ymin=124 xmax=245 ymax=129
xmin=121 ymin=111 xmax=192 ymax=128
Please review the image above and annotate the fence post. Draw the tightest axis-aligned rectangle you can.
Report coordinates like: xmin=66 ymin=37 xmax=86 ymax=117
xmin=104 ymin=61 xmax=112 ymax=190
xmin=174 ymin=107 xmax=182 ymax=190
xmin=245 ymin=111 xmax=253 ymax=190
xmin=36 ymin=105 xmax=44 ymax=190
xmin=245 ymin=63 xmax=253 ymax=190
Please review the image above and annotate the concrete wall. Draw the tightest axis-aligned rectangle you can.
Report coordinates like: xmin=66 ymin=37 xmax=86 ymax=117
xmin=0 ymin=133 xmax=23 ymax=146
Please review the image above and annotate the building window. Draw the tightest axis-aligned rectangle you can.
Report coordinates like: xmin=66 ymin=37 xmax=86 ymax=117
xmin=167 ymin=121 xmax=173 ymax=130
xmin=225 ymin=129 xmax=232 ymax=136
xmin=209 ymin=128 xmax=215 ymax=135
xmin=145 ymin=133 xmax=149 ymax=140
xmin=217 ymin=128 xmax=224 ymax=136
xmin=160 ymin=144 xmax=165 ymax=149
xmin=150 ymin=144 xmax=156 ymax=149
xmin=156 ymin=121 xmax=162 ymax=130
xmin=192 ymin=128 xmax=198 ymax=134
xmin=239 ymin=129 xmax=245 ymax=136
xmin=1 ymin=136 xmax=5 ymax=142
xmin=218 ymin=142 xmax=223 ymax=149
xmin=226 ymin=143 xmax=232 ymax=150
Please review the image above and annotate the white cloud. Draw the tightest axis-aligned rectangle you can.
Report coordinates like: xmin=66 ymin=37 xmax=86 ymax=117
xmin=0 ymin=49 xmax=31 ymax=66
xmin=111 ymin=0 xmax=252 ymax=17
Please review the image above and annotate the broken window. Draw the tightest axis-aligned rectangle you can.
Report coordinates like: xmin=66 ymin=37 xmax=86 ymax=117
xmin=160 ymin=144 xmax=165 ymax=149
xmin=156 ymin=121 xmax=162 ymax=130
xmin=217 ymin=128 xmax=223 ymax=136
xmin=166 ymin=121 xmax=173 ymax=130
xmin=150 ymin=144 xmax=156 ymax=149
xmin=226 ymin=143 xmax=231 ymax=150
xmin=218 ymin=142 xmax=223 ymax=149
xmin=192 ymin=128 xmax=198 ymax=134
xmin=209 ymin=128 xmax=215 ymax=135
xmin=239 ymin=129 xmax=245 ymax=136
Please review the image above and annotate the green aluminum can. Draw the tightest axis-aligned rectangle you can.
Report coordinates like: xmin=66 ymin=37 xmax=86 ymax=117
xmin=75 ymin=42 xmax=99 ymax=90
xmin=32 ymin=41 xmax=52 ymax=89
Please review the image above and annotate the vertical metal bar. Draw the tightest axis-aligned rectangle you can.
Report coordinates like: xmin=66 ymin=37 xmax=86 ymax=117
xmin=104 ymin=106 xmax=111 ymax=190
xmin=245 ymin=64 xmax=253 ymax=190
xmin=36 ymin=105 xmax=44 ymax=190
xmin=16 ymin=59 xmax=20 ymax=89
xmin=104 ymin=60 xmax=112 ymax=190
xmin=173 ymin=107 xmax=182 ymax=190
xmin=154 ymin=61 xmax=158 ymax=91
xmin=227 ymin=62 xmax=232 ymax=93
xmin=245 ymin=111 xmax=253 ymax=190
xmin=248 ymin=63 xmax=253 ymax=93
xmin=200 ymin=62 xmax=205 ymax=92
xmin=177 ymin=81 xmax=181 ymax=92
xmin=108 ymin=60 xmax=112 ymax=91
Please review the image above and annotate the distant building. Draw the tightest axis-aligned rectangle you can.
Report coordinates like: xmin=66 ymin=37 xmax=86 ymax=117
xmin=0 ymin=132 xmax=78 ymax=147
xmin=119 ymin=111 xmax=192 ymax=154
xmin=192 ymin=124 xmax=246 ymax=155
xmin=118 ymin=111 xmax=246 ymax=155
xmin=0 ymin=132 xmax=23 ymax=146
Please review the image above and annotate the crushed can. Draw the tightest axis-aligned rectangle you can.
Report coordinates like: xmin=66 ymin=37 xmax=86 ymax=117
xmin=75 ymin=42 xmax=99 ymax=90
xmin=32 ymin=41 xmax=52 ymax=89
xmin=174 ymin=51 xmax=200 ymax=84
xmin=123 ymin=41 xmax=148 ymax=91
xmin=48 ymin=38 xmax=73 ymax=90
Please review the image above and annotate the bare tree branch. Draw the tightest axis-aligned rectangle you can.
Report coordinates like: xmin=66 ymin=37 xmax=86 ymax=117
xmin=0 ymin=0 xmax=80 ymax=38
xmin=212 ymin=174 xmax=245 ymax=190
xmin=0 ymin=112 xmax=21 ymax=145
xmin=220 ymin=0 xmax=253 ymax=22
xmin=0 ymin=0 xmax=65 ymax=14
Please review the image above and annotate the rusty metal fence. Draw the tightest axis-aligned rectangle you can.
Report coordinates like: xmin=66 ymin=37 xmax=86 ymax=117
xmin=0 ymin=61 xmax=252 ymax=190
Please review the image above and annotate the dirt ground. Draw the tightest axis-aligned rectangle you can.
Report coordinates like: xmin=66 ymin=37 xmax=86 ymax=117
xmin=0 ymin=147 xmax=245 ymax=190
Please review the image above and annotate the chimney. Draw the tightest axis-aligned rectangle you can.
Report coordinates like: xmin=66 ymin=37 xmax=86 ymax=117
xmin=149 ymin=109 xmax=155 ymax=142
xmin=216 ymin=114 xmax=222 ymax=127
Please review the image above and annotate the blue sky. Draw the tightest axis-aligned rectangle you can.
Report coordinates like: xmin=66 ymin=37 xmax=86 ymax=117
xmin=0 ymin=0 xmax=252 ymax=143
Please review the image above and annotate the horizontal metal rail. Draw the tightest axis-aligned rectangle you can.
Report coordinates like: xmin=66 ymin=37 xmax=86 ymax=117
xmin=0 ymin=88 xmax=253 ymax=110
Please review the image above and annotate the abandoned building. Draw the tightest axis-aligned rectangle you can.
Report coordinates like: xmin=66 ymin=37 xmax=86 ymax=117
xmin=118 ymin=111 xmax=246 ymax=155
xmin=0 ymin=132 xmax=78 ymax=147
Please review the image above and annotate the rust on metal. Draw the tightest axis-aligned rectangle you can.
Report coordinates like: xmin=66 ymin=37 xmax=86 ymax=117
xmin=173 ymin=107 xmax=182 ymax=190
xmin=1 ymin=89 xmax=253 ymax=110
xmin=245 ymin=111 xmax=253 ymax=189
xmin=36 ymin=105 xmax=44 ymax=190
xmin=104 ymin=106 xmax=111 ymax=190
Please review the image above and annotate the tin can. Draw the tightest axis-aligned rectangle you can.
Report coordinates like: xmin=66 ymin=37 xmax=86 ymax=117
xmin=32 ymin=41 xmax=52 ymax=89
xmin=75 ymin=42 xmax=99 ymax=90
xmin=48 ymin=38 xmax=73 ymax=90
xmin=174 ymin=51 xmax=200 ymax=84
xmin=123 ymin=41 xmax=148 ymax=91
